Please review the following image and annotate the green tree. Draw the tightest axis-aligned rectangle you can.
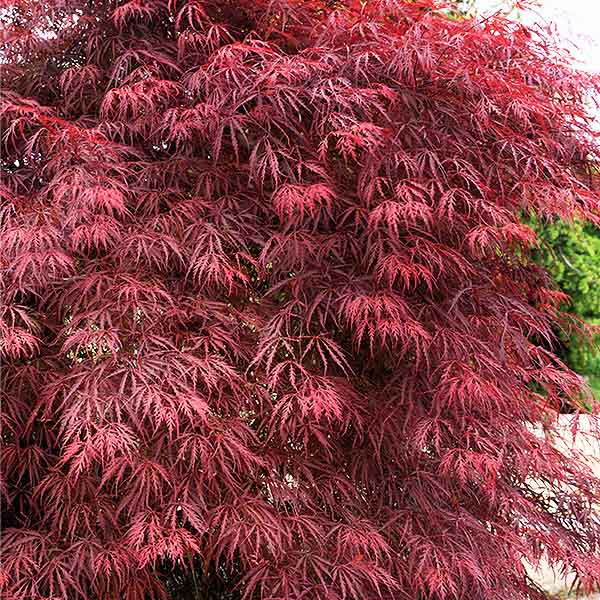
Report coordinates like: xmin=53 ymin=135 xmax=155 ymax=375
xmin=533 ymin=219 xmax=600 ymax=396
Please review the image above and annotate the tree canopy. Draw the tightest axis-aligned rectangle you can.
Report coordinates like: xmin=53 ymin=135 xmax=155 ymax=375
xmin=2 ymin=1 xmax=600 ymax=599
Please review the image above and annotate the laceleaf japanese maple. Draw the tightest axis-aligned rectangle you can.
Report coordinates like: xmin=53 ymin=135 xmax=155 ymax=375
xmin=2 ymin=0 xmax=600 ymax=598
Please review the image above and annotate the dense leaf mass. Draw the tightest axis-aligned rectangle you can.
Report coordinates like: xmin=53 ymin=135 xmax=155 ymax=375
xmin=2 ymin=1 xmax=600 ymax=598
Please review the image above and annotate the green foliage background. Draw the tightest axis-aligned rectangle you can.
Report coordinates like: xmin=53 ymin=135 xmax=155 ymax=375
xmin=533 ymin=220 xmax=600 ymax=398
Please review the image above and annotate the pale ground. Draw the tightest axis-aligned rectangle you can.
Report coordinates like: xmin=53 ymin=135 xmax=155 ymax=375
xmin=526 ymin=415 xmax=600 ymax=598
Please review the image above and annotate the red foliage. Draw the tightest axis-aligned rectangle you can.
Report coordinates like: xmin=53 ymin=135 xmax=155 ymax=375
xmin=2 ymin=1 xmax=600 ymax=598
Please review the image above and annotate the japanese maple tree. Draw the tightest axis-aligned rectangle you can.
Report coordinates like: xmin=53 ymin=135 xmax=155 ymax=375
xmin=2 ymin=0 xmax=600 ymax=598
